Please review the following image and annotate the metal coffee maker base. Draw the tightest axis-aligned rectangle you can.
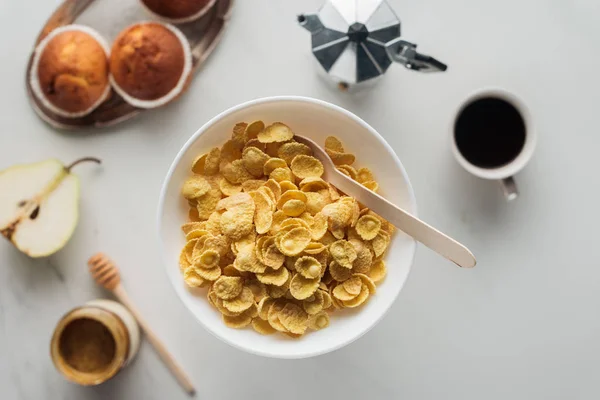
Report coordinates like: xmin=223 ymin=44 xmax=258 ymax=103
xmin=298 ymin=0 xmax=447 ymax=90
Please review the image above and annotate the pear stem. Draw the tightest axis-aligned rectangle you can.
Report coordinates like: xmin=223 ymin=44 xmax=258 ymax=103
xmin=65 ymin=157 xmax=102 ymax=172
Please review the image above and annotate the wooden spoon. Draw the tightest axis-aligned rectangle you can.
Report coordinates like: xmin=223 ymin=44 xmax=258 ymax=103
xmin=88 ymin=253 xmax=196 ymax=396
xmin=294 ymin=135 xmax=476 ymax=268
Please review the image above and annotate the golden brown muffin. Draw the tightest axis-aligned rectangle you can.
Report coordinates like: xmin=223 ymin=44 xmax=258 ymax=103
xmin=32 ymin=26 xmax=110 ymax=117
xmin=141 ymin=0 xmax=212 ymax=21
xmin=109 ymin=22 xmax=192 ymax=108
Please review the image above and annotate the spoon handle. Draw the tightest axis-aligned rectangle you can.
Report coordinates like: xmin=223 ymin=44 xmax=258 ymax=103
xmin=330 ymin=172 xmax=476 ymax=268
xmin=112 ymin=284 xmax=196 ymax=396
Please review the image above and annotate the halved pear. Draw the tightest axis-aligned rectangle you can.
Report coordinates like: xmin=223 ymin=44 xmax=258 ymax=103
xmin=0 ymin=158 xmax=100 ymax=257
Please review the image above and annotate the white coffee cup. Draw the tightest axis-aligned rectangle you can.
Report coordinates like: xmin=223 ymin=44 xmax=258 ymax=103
xmin=451 ymin=88 xmax=536 ymax=200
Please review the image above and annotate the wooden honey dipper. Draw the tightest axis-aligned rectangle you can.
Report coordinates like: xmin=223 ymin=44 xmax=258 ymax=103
xmin=88 ymin=253 xmax=195 ymax=396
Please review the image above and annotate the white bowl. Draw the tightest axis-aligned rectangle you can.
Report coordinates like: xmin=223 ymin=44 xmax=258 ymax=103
xmin=157 ymin=96 xmax=417 ymax=359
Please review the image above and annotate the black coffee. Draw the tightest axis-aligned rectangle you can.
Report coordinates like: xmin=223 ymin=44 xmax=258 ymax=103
xmin=454 ymin=97 xmax=526 ymax=169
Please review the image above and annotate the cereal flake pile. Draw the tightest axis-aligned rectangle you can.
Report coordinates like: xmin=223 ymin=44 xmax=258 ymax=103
xmin=179 ymin=121 xmax=393 ymax=337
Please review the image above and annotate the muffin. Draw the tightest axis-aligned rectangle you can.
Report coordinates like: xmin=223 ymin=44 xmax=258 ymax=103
xmin=109 ymin=22 xmax=192 ymax=109
xmin=140 ymin=0 xmax=214 ymax=23
xmin=30 ymin=25 xmax=110 ymax=118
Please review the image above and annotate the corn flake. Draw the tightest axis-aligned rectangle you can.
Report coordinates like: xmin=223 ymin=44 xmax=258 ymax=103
xmin=263 ymin=179 xmax=281 ymax=200
xmin=183 ymin=267 xmax=206 ymax=287
xmin=281 ymin=217 xmax=311 ymax=231
xmin=362 ymin=181 xmax=379 ymax=192
xmin=337 ymin=165 xmax=357 ymax=180
xmin=267 ymin=284 xmax=287 ymax=299
xmin=355 ymin=273 xmax=377 ymax=295
xmin=245 ymin=279 xmax=267 ymax=302
xmin=351 ymin=242 xmax=373 ymax=274
xmin=222 ymin=287 xmax=254 ymax=313
xmin=277 ymin=227 xmax=312 ymax=256
xmin=321 ymin=290 xmax=333 ymax=309
xmin=330 ymin=240 xmax=357 ymax=268
xmin=341 ymin=283 xmax=370 ymax=308
xmin=278 ymin=142 xmax=313 ymax=164
xmin=223 ymin=313 xmax=252 ymax=329
xmin=193 ymin=263 xmax=221 ymax=281
xmin=256 ymin=266 xmax=290 ymax=286
xmin=249 ymin=190 xmax=273 ymax=234
xmin=270 ymin=167 xmax=293 ymax=182
xmin=324 ymin=136 xmax=344 ymax=152
xmin=233 ymin=247 xmax=267 ymax=274
xmin=307 ymin=311 xmax=330 ymax=330
xmin=305 ymin=192 xmax=328 ymax=215
xmin=245 ymin=120 xmax=265 ymax=140
xmin=219 ymin=178 xmax=242 ymax=196
xmin=262 ymin=243 xmax=285 ymax=269
xmin=203 ymin=147 xmax=221 ymax=175
xmin=182 ymin=176 xmax=211 ymax=199
xmin=221 ymin=160 xmax=253 ymax=184
xmin=196 ymin=189 xmax=222 ymax=220
xmin=266 ymin=142 xmax=288 ymax=158
xmin=220 ymin=140 xmax=243 ymax=164
xmin=279 ymin=180 xmax=298 ymax=193
xmin=211 ymin=292 xmax=241 ymax=317
xmin=269 ymin=211 xmax=287 ymax=235
xmin=302 ymin=290 xmax=324 ymax=315
xmin=191 ymin=154 xmax=207 ymax=174
xmin=213 ymin=276 xmax=243 ymax=300
xmin=257 ymin=297 xmax=275 ymax=320
xmin=258 ymin=122 xmax=294 ymax=143
xmin=332 ymin=284 xmax=356 ymax=301
xmin=277 ymin=190 xmax=307 ymax=210
xmin=279 ymin=303 xmax=308 ymax=335
xmin=252 ymin=318 xmax=276 ymax=335
xmin=299 ymin=177 xmax=329 ymax=192
xmin=181 ymin=222 xmax=205 ymax=234
xmin=356 ymin=215 xmax=382 ymax=241
xmin=218 ymin=193 xmax=255 ymax=240
xmin=282 ymin=199 xmax=306 ymax=217
xmin=202 ymin=234 xmax=229 ymax=256
xmin=205 ymin=212 xmax=223 ymax=236
xmin=267 ymin=299 xmax=289 ymax=332
xmin=294 ymin=256 xmax=322 ymax=279
xmin=303 ymin=242 xmax=326 ymax=255
xmin=329 ymin=261 xmax=353 ymax=282
xmin=290 ymin=273 xmax=320 ymax=300
xmin=326 ymin=150 xmax=355 ymax=166
xmin=310 ymin=212 xmax=328 ymax=240
xmin=222 ymin=264 xmax=241 ymax=277
xmin=368 ymin=259 xmax=387 ymax=283
xmin=370 ymin=231 xmax=390 ymax=258
xmin=262 ymin=158 xmax=287 ymax=176
xmin=356 ymin=167 xmax=374 ymax=183
xmin=244 ymin=139 xmax=266 ymax=153
xmin=185 ymin=229 xmax=208 ymax=242
xmin=242 ymin=179 xmax=266 ymax=192
xmin=195 ymin=249 xmax=220 ymax=269
xmin=343 ymin=276 xmax=362 ymax=296
xmin=232 ymin=122 xmax=248 ymax=143
xmin=232 ymin=231 xmax=255 ymax=254
xmin=242 ymin=147 xmax=270 ymax=177
xmin=290 ymin=155 xmax=324 ymax=179
xmin=179 ymin=247 xmax=191 ymax=272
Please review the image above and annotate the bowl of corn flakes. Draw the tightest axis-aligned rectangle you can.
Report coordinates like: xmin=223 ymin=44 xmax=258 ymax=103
xmin=158 ymin=96 xmax=417 ymax=358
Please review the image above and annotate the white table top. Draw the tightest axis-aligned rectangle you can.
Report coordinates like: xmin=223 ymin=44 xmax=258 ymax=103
xmin=2 ymin=0 xmax=600 ymax=399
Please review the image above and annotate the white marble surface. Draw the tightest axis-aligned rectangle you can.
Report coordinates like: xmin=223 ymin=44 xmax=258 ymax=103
xmin=1 ymin=0 xmax=600 ymax=399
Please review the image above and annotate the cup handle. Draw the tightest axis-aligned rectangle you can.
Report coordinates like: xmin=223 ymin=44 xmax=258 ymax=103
xmin=500 ymin=176 xmax=518 ymax=201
